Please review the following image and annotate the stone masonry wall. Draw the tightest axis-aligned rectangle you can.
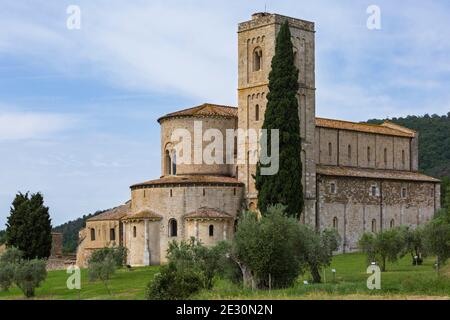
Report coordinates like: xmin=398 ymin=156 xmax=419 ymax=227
xmin=315 ymin=127 xmax=412 ymax=171
xmin=318 ymin=175 xmax=438 ymax=252
xmin=129 ymin=184 xmax=243 ymax=265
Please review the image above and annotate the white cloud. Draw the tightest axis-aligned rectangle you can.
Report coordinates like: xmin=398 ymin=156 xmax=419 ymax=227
xmin=0 ymin=112 xmax=74 ymax=140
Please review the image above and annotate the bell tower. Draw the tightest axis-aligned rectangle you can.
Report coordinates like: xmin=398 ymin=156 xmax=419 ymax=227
xmin=237 ymin=13 xmax=317 ymax=224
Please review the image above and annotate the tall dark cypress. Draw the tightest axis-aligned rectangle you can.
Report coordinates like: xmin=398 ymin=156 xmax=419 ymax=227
xmin=6 ymin=192 xmax=52 ymax=259
xmin=254 ymin=21 xmax=304 ymax=218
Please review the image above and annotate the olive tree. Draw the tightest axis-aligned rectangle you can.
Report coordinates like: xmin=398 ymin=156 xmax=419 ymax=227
xmin=358 ymin=228 xmax=406 ymax=272
xmin=229 ymin=205 xmax=303 ymax=289
xmin=423 ymin=218 xmax=450 ymax=275
xmin=297 ymin=226 xmax=340 ymax=283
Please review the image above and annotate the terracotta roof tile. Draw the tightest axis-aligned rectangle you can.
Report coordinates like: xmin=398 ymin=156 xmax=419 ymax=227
xmin=122 ymin=210 xmax=162 ymax=221
xmin=131 ymin=175 xmax=243 ymax=189
xmin=158 ymin=103 xmax=238 ymax=122
xmin=88 ymin=202 xmax=131 ymax=221
xmin=184 ymin=207 xmax=233 ymax=220
xmin=316 ymin=118 xmax=415 ymax=138
xmin=317 ymin=165 xmax=439 ymax=183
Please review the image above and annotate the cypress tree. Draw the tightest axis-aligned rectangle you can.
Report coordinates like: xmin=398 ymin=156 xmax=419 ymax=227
xmin=5 ymin=192 xmax=52 ymax=259
xmin=254 ymin=21 xmax=304 ymax=218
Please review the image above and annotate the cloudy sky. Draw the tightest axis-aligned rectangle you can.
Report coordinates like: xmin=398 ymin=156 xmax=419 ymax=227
xmin=1 ymin=0 xmax=450 ymax=227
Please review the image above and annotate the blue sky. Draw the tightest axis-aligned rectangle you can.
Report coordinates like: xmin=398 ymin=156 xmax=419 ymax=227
xmin=1 ymin=0 xmax=450 ymax=227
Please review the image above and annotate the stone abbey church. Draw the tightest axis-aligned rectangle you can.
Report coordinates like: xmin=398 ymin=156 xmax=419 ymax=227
xmin=76 ymin=13 xmax=441 ymax=266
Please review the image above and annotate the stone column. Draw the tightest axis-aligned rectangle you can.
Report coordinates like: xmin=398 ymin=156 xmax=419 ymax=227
xmin=127 ymin=223 xmax=131 ymax=265
xmin=143 ymin=220 xmax=150 ymax=266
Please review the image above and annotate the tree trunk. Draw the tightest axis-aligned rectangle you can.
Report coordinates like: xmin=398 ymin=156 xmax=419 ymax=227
xmin=239 ymin=263 xmax=255 ymax=289
xmin=310 ymin=265 xmax=322 ymax=283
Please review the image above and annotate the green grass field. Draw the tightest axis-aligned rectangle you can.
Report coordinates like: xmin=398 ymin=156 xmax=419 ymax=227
xmin=0 ymin=253 xmax=449 ymax=300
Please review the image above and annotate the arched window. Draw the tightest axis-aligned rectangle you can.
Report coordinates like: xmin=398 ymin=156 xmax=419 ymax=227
xmin=253 ymin=47 xmax=262 ymax=71
xmin=328 ymin=142 xmax=332 ymax=157
xmin=165 ymin=150 xmax=172 ymax=175
xmin=209 ymin=225 xmax=214 ymax=237
xmin=372 ymin=219 xmax=377 ymax=233
xmin=172 ymin=153 xmax=177 ymax=176
xmin=390 ymin=219 xmax=395 ymax=229
xmin=348 ymin=145 xmax=352 ymax=161
xmin=330 ymin=182 xmax=336 ymax=194
xmin=333 ymin=217 xmax=338 ymax=230
xmin=255 ymin=104 xmax=260 ymax=121
xmin=169 ymin=219 xmax=178 ymax=237
xmin=401 ymin=187 xmax=407 ymax=198
xmin=371 ymin=185 xmax=378 ymax=197
xmin=384 ymin=148 xmax=388 ymax=166
xmin=367 ymin=147 xmax=371 ymax=163
xmin=90 ymin=228 xmax=96 ymax=241
xmin=133 ymin=226 xmax=137 ymax=238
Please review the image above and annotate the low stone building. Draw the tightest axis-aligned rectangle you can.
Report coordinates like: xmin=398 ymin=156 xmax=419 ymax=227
xmin=76 ymin=12 xmax=440 ymax=267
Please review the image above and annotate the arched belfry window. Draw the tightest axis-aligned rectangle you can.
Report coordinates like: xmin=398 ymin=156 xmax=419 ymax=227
xmin=133 ymin=226 xmax=137 ymax=238
xmin=209 ymin=225 xmax=214 ymax=237
xmin=253 ymin=47 xmax=262 ymax=71
xmin=169 ymin=219 xmax=178 ymax=237
xmin=333 ymin=217 xmax=338 ymax=230
xmin=165 ymin=150 xmax=172 ymax=175
xmin=172 ymin=153 xmax=177 ymax=176
xmin=255 ymin=104 xmax=260 ymax=121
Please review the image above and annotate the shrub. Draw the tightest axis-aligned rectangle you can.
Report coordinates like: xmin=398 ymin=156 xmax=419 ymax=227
xmin=0 ymin=247 xmax=23 ymax=265
xmin=88 ymin=246 xmax=127 ymax=268
xmin=145 ymin=263 xmax=203 ymax=300
xmin=0 ymin=263 xmax=15 ymax=291
xmin=13 ymin=259 xmax=47 ymax=298
xmin=0 ymin=247 xmax=24 ymax=292
xmin=167 ymin=238 xmax=228 ymax=290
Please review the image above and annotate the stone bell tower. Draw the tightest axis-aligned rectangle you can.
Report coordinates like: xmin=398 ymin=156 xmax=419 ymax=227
xmin=237 ymin=12 xmax=317 ymax=224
